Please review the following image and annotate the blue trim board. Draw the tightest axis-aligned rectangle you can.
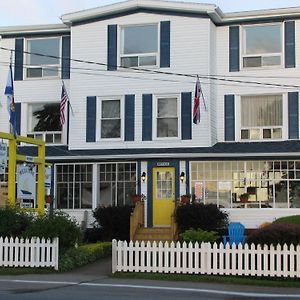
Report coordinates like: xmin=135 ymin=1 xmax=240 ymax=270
xmin=147 ymin=160 xmax=180 ymax=227
xmin=137 ymin=161 xmax=141 ymax=195
xmin=185 ymin=160 xmax=190 ymax=194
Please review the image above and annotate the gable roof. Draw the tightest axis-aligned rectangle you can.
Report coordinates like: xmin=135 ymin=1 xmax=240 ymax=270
xmin=60 ymin=0 xmax=300 ymax=26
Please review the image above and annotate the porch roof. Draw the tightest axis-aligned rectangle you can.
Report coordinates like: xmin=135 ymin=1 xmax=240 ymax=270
xmin=18 ymin=140 xmax=300 ymax=162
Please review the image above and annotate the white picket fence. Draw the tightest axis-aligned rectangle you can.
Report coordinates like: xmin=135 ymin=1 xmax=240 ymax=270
xmin=112 ymin=240 xmax=300 ymax=278
xmin=0 ymin=237 xmax=59 ymax=270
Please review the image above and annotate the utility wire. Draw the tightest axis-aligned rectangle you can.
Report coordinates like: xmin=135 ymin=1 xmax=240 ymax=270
xmin=0 ymin=60 xmax=290 ymax=90
xmin=1 ymin=46 xmax=300 ymax=89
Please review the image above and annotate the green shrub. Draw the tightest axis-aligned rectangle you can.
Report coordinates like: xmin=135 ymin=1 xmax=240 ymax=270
xmin=93 ymin=205 xmax=133 ymax=241
xmin=182 ymin=229 xmax=219 ymax=243
xmin=273 ymin=215 xmax=300 ymax=226
xmin=23 ymin=211 xmax=82 ymax=253
xmin=59 ymin=242 xmax=111 ymax=272
xmin=83 ymin=227 xmax=105 ymax=243
xmin=246 ymin=223 xmax=300 ymax=246
xmin=175 ymin=203 xmax=228 ymax=234
xmin=0 ymin=206 xmax=33 ymax=237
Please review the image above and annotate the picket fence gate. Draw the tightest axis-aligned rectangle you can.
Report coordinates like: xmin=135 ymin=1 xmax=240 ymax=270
xmin=0 ymin=237 xmax=59 ymax=270
xmin=112 ymin=240 xmax=300 ymax=278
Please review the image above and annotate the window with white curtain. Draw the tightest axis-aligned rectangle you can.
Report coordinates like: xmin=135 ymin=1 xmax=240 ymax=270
xmin=100 ymin=99 xmax=121 ymax=139
xmin=240 ymin=95 xmax=283 ymax=140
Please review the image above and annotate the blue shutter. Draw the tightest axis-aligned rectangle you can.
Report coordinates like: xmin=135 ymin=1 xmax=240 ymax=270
xmin=285 ymin=21 xmax=296 ymax=68
xmin=107 ymin=24 xmax=117 ymax=71
xmin=15 ymin=103 xmax=21 ymax=136
xmin=229 ymin=26 xmax=239 ymax=72
xmin=86 ymin=96 xmax=96 ymax=142
xmin=14 ymin=38 xmax=24 ymax=81
xmin=224 ymin=95 xmax=235 ymax=141
xmin=288 ymin=92 xmax=299 ymax=139
xmin=61 ymin=36 xmax=71 ymax=79
xmin=160 ymin=21 xmax=170 ymax=68
xmin=181 ymin=92 xmax=192 ymax=140
xmin=125 ymin=94 xmax=135 ymax=141
xmin=142 ymin=94 xmax=152 ymax=141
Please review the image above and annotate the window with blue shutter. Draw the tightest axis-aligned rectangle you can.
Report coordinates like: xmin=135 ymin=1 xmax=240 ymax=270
xmin=224 ymin=95 xmax=235 ymax=141
xmin=14 ymin=38 xmax=24 ymax=81
xmin=229 ymin=26 xmax=239 ymax=72
xmin=285 ymin=21 xmax=296 ymax=68
xmin=160 ymin=21 xmax=170 ymax=68
xmin=86 ymin=96 xmax=97 ymax=142
xmin=125 ymin=94 xmax=135 ymax=141
xmin=181 ymin=92 xmax=192 ymax=140
xmin=142 ymin=94 xmax=152 ymax=141
xmin=61 ymin=36 xmax=71 ymax=79
xmin=107 ymin=24 xmax=117 ymax=71
xmin=288 ymin=92 xmax=299 ymax=139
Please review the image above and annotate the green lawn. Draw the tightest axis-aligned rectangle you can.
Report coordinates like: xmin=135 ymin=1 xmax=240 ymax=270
xmin=112 ymin=272 xmax=300 ymax=288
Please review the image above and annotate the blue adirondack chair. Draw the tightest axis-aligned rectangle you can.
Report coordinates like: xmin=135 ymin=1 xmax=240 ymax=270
xmin=222 ymin=222 xmax=246 ymax=246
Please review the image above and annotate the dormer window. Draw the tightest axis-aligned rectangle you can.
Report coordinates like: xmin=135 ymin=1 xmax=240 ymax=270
xmin=242 ymin=24 xmax=282 ymax=68
xmin=120 ymin=24 xmax=158 ymax=67
xmin=26 ymin=37 xmax=60 ymax=78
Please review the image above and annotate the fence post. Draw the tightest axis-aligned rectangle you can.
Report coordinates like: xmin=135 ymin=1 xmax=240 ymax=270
xmin=54 ymin=237 xmax=59 ymax=271
xmin=112 ymin=239 xmax=117 ymax=274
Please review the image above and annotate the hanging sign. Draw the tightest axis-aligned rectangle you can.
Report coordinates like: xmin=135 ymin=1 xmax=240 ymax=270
xmin=0 ymin=143 xmax=7 ymax=175
xmin=17 ymin=165 xmax=36 ymax=200
xmin=195 ymin=181 xmax=203 ymax=200
xmin=45 ymin=167 xmax=52 ymax=189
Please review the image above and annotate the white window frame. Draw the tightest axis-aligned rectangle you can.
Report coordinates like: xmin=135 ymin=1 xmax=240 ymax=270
xmin=241 ymin=23 xmax=283 ymax=69
xmin=25 ymin=37 xmax=61 ymax=79
xmin=119 ymin=23 xmax=159 ymax=68
xmin=98 ymin=96 xmax=124 ymax=141
xmin=153 ymin=94 xmax=181 ymax=140
xmin=27 ymin=102 xmax=63 ymax=145
xmin=237 ymin=93 xmax=288 ymax=142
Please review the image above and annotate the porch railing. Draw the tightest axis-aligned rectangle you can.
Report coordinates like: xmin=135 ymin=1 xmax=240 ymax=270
xmin=130 ymin=201 xmax=144 ymax=241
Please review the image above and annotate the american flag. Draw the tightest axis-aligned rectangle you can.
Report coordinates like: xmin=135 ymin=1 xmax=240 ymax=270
xmin=60 ymin=83 xmax=69 ymax=126
xmin=193 ymin=76 xmax=201 ymax=124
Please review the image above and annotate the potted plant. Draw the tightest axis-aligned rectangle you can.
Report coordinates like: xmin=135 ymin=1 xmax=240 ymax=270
xmin=131 ymin=194 xmax=142 ymax=204
xmin=239 ymin=193 xmax=249 ymax=203
xmin=180 ymin=194 xmax=191 ymax=204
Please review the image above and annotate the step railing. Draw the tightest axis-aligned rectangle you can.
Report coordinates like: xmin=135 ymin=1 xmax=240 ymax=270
xmin=130 ymin=201 xmax=144 ymax=241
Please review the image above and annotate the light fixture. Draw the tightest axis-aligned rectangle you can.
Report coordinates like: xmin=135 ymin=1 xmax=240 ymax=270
xmin=180 ymin=172 xmax=185 ymax=183
xmin=141 ymin=172 xmax=146 ymax=183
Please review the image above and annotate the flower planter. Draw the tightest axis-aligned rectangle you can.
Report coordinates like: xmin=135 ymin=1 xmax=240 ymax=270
xmin=180 ymin=195 xmax=191 ymax=204
xmin=132 ymin=195 xmax=141 ymax=204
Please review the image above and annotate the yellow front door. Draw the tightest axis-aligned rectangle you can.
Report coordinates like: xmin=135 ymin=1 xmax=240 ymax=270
xmin=153 ymin=167 xmax=175 ymax=226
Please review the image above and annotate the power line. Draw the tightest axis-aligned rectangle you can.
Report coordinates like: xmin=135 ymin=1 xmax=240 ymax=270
xmin=0 ymin=59 xmax=290 ymax=90
xmin=1 ymin=46 xmax=300 ymax=90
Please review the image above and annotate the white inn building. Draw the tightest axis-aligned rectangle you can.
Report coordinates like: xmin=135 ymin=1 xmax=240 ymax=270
xmin=1 ymin=0 xmax=300 ymax=229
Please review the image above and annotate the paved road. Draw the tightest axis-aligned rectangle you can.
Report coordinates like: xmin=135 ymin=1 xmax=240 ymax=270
xmin=0 ymin=258 xmax=299 ymax=300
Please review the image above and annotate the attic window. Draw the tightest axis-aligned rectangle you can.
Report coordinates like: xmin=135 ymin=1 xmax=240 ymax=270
xmin=120 ymin=24 xmax=158 ymax=67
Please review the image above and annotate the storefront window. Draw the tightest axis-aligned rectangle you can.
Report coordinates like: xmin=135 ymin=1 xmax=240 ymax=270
xmin=190 ymin=160 xmax=300 ymax=209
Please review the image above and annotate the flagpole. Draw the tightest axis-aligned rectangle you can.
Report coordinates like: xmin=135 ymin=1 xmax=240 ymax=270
xmin=197 ymin=75 xmax=207 ymax=111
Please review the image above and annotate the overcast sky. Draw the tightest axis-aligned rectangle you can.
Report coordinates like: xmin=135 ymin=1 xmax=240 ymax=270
xmin=1 ymin=0 xmax=300 ymax=27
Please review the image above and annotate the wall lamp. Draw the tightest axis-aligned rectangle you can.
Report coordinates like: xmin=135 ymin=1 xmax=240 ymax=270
xmin=180 ymin=172 xmax=185 ymax=183
xmin=141 ymin=172 xmax=146 ymax=183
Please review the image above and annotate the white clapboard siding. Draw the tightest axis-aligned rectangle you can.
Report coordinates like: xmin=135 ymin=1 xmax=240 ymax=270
xmin=0 ymin=237 xmax=59 ymax=270
xmin=112 ymin=240 xmax=300 ymax=278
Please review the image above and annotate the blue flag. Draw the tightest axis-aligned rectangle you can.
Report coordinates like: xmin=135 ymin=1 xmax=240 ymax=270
xmin=4 ymin=64 xmax=17 ymax=137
